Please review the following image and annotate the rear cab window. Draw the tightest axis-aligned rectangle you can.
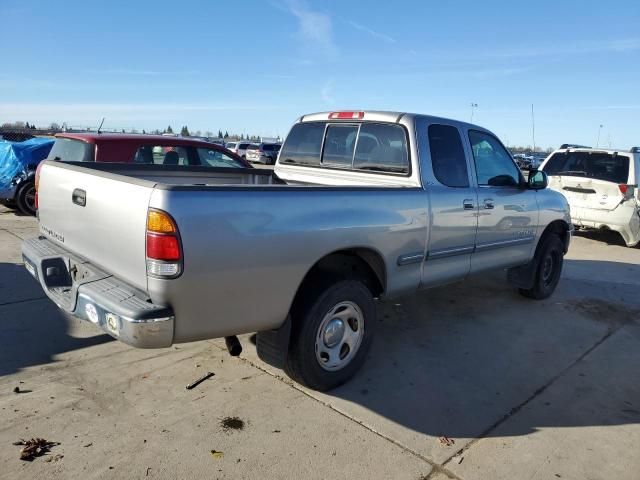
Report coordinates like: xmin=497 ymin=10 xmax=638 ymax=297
xmin=543 ymin=151 xmax=630 ymax=184
xmin=280 ymin=122 xmax=409 ymax=174
xmin=133 ymin=145 xmax=192 ymax=165
xmin=49 ymin=138 xmax=93 ymax=162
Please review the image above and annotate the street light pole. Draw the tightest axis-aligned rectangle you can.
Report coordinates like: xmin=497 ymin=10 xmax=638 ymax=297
xmin=470 ymin=103 xmax=478 ymax=123
xmin=531 ymin=104 xmax=536 ymax=153
xmin=596 ymin=124 xmax=603 ymax=147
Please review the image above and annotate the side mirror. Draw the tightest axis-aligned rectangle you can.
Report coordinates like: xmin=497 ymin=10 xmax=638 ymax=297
xmin=528 ymin=170 xmax=548 ymax=190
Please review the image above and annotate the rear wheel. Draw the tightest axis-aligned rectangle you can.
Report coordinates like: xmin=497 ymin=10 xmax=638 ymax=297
xmin=16 ymin=181 xmax=36 ymax=216
xmin=285 ymin=280 xmax=375 ymax=391
xmin=519 ymin=235 xmax=564 ymax=300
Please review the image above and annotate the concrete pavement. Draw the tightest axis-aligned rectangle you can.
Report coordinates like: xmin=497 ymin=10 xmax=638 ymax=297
xmin=0 ymin=205 xmax=638 ymax=479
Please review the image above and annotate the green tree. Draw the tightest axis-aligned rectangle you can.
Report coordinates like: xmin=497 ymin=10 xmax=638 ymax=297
xmin=224 ymin=131 xmax=229 ymax=139
xmin=218 ymin=130 xmax=223 ymax=139
xmin=166 ymin=125 xmax=173 ymax=134
xmin=180 ymin=125 xmax=190 ymax=136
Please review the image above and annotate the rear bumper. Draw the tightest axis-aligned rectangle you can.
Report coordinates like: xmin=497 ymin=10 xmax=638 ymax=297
xmin=22 ymin=236 xmax=174 ymax=348
xmin=571 ymin=203 xmax=640 ymax=246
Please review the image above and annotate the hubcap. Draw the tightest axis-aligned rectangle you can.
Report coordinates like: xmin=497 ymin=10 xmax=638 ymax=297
xmin=24 ymin=187 xmax=36 ymax=212
xmin=315 ymin=301 xmax=364 ymax=372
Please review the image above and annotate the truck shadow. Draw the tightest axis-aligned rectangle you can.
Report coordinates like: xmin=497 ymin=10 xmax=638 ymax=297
xmin=0 ymin=263 xmax=114 ymax=377
xmin=314 ymin=259 xmax=640 ymax=439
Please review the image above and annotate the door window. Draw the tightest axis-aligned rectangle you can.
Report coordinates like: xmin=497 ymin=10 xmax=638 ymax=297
xmin=197 ymin=148 xmax=246 ymax=168
xmin=428 ymin=124 xmax=469 ymax=187
xmin=468 ymin=130 xmax=520 ymax=187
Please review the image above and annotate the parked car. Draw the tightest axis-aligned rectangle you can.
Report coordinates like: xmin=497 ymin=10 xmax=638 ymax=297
xmin=541 ymin=145 xmax=640 ymax=247
xmin=46 ymin=133 xmax=251 ymax=168
xmin=0 ymin=137 xmax=54 ymax=215
xmin=23 ymin=110 xmax=571 ymax=391
xmin=225 ymin=141 xmax=254 ymax=159
xmin=246 ymin=142 xmax=282 ymax=165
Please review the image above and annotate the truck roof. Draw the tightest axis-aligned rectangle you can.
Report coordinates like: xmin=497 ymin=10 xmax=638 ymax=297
xmin=56 ymin=132 xmax=217 ymax=147
xmin=298 ymin=110 xmax=487 ymax=131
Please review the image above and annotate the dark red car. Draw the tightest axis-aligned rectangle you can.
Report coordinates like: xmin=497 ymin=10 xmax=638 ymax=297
xmin=47 ymin=133 xmax=252 ymax=169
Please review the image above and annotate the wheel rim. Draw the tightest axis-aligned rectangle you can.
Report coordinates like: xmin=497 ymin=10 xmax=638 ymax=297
xmin=541 ymin=251 xmax=559 ymax=287
xmin=315 ymin=301 xmax=364 ymax=372
xmin=23 ymin=186 xmax=36 ymax=213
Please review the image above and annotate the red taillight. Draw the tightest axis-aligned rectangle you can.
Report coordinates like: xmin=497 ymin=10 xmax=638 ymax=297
xmin=146 ymin=209 xmax=182 ymax=276
xmin=329 ymin=111 xmax=364 ymax=119
xmin=619 ymin=184 xmax=629 ymax=195
xmin=146 ymin=233 xmax=181 ymax=261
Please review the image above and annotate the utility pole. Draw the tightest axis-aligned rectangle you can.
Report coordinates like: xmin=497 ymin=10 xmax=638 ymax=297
xmin=596 ymin=124 xmax=603 ymax=147
xmin=531 ymin=104 xmax=536 ymax=152
xmin=470 ymin=103 xmax=478 ymax=123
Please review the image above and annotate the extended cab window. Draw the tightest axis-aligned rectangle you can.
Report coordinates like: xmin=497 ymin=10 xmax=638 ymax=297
xmin=543 ymin=151 xmax=630 ymax=184
xmin=428 ymin=124 xmax=469 ymax=187
xmin=197 ymin=148 xmax=246 ymax=168
xmin=468 ymin=130 xmax=520 ymax=187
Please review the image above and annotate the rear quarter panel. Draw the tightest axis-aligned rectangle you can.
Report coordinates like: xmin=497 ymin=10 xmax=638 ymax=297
xmin=147 ymin=186 xmax=428 ymax=342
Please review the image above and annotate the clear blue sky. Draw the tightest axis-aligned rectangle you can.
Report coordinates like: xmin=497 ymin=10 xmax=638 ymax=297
xmin=1 ymin=0 xmax=639 ymax=148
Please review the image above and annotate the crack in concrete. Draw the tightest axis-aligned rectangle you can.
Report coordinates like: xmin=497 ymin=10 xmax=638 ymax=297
xmin=0 ymin=295 xmax=47 ymax=307
xmin=235 ymin=353 xmax=464 ymax=480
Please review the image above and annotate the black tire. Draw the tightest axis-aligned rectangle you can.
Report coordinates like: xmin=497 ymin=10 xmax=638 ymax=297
xmin=519 ymin=234 xmax=564 ymax=300
xmin=16 ymin=180 xmax=37 ymax=216
xmin=285 ymin=280 xmax=375 ymax=391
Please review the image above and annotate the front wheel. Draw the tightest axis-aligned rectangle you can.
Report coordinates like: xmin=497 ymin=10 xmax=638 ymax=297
xmin=285 ymin=280 xmax=375 ymax=391
xmin=519 ymin=235 xmax=564 ymax=300
xmin=16 ymin=180 xmax=37 ymax=216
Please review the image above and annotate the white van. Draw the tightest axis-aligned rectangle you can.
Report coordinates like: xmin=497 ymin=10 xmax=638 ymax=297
xmin=541 ymin=145 xmax=640 ymax=247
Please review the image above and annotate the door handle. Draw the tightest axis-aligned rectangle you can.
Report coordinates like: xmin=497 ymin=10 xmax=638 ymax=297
xmin=72 ymin=188 xmax=86 ymax=207
xmin=463 ymin=199 xmax=475 ymax=210
xmin=483 ymin=198 xmax=494 ymax=209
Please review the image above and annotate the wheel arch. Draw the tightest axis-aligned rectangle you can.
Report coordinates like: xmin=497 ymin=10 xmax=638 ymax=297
xmin=539 ymin=219 xmax=571 ymax=253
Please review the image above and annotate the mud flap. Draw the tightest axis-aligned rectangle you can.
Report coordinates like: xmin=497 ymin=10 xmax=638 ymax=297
xmin=507 ymin=261 xmax=537 ymax=290
xmin=256 ymin=315 xmax=292 ymax=369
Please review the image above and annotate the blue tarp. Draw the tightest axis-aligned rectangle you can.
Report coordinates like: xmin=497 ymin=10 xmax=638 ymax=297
xmin=0 ymin=137 xmax=54 ymax=194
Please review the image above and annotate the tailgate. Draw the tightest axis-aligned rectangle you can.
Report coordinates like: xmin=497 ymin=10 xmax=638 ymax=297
xmin=549 ymin=175 xmax=626 ymax=212
xmin=37 ymin=162 xmax=153 ymax=290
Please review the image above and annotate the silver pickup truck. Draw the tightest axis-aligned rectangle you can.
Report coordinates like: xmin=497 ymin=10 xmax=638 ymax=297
xmin=23 ymin=111 xmax=571 ymax=391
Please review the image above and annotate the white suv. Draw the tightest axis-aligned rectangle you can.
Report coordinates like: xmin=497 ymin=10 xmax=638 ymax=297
xmin=540 ymin=145 xmax=640 ymax=247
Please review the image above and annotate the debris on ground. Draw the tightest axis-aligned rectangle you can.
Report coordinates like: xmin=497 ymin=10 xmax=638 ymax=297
xmin=457 ymin=456 xmax=464 ymax=464
xmin=83 ymin=442 xmax=93 ymax=448
xmin=13 ymin=386 xmax=20 ymax=393
xmin=186 ymin=372 xmax=215 ymax=390
xmin=438 ymin=436 xmax=455 ymax=447
xmin=146 ymin=467 xmax=151 ymax=476
xmin=13 ymin=438 xmax=60 ymax=461
xmin=44 ymin=454 xmax=64 ymax=463
xmin=210 ymin=450 xmax=224 ymax=459
xmin=220 ymin=417 xmax=245 ymax=432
